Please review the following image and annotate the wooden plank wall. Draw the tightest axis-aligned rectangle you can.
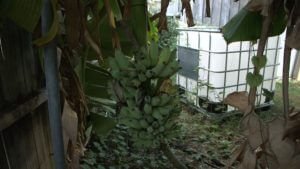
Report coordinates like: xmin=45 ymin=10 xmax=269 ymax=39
xmin=192 ymin=0 xmax=249 ymax=27
xmin=0 ymin=20 xmax=53 ymax=169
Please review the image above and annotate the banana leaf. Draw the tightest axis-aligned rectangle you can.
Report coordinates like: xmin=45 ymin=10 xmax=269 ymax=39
xmin=129 ymin=0 xmax=147 ymax=46
xmin=84 ymin=62 xmax=111 ymax=98
xmin=90 ymin=112 xmax=116 ymax=137
xmin=221 ymin=6 xmax=286 ymax=43
xmin=110 ymin=0 xmax=122 ymax=21
xmin=1 ymin=0 xmax=43 ymax=32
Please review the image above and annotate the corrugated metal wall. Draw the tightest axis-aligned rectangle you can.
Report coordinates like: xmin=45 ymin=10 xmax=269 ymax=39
xmin=191 ymin=0 xmax=249 ymax=27
xmin=150 ymin=0 xmax=250 ymax=27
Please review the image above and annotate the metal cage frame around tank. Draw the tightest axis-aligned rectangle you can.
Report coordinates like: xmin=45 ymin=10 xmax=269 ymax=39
xmin=176 ymin=27 xmax=281 ymax=113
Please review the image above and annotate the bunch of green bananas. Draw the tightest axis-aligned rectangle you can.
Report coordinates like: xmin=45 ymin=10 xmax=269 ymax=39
xmin=108 ymin=42 xmax=181 ymax=148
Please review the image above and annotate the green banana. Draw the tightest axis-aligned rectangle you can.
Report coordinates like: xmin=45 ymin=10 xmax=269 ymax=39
xmin=144 ymin=96 xmax=151 ymax=104
xmin=145 ymin=70 xmax=154 ymax=78
xmin=159 ymin=126 xmax=165 ymax=132
xmin=127 ymin=107 xmax=142 ymax=119
xmin=157 ymin=107 xmax=170 ymax=116
xmin=150 ymin=48 xmax=177 ymax=77
xmin=151 ymin=96 xmax=160 ymax=106
xmin=146 ymin=115 xmax=154 ymax=123
xmin=164 ymin=130 xmax=179 ymax=139
xmin=168 ymin=49 xmax=177 ymax=63
xmin=127 ymin=69 xmax=138 ymax=78
xmin=135 ymin=62 xmax=147 ymax=72
xmin=152 ymin=109 xmax=163 ymax=120
xmin=158 ymin=60 xmax=181 ymax=78
xmin=115 ymin=50 xmax=131 ymax=70
xmin=150 ymin=62 xmax=168 ymax=77
xmin=143 ymin=103 xmax=152 ymax=114
xmin=119 ymin=107 xmax=130 ymax=117
xmin=138 ymin=73 xmax=147 ymax=82
xmin=147 ymin=126 xmax=154 ymax=133
xmin=111 ymin=70 xmax=122 ymax=79
xmin=124 ymin=87 xmax=136 ymax=99
xmin=165 ymin=120 xmax=175 ymax=130
xmin=139 ymin=119 xmax=149 ymax=129
xmin=139 ymin=131 xmax=153 ymax=139
xmin=132 ymin=79 xmax=141 ymax=87
xmin=151 ymin=121 xmax=159 ymax=128
xmin=109 ymin=58 xmax=120 ymax=71
xmin=120 ymin=78 xmax=131 ymax=87
xmin=149 ymin=41 xmax=159 ymax=66
xmin=135 ymin=89 xmax=143 ymax=104
xmin=109 ymin=44 xmax=182 ymax=148
xmin=140 ymin=58 xmax=151 ymax=68
xmin=126 ymin=99 xmax=136 ymax=108
xmin=119 ymin=118 xmax=142 ymax=129
xmin=159 ymin=93 xmax=171 ymax=106
xmin=157 ymin=47 xmax=171 ymax=65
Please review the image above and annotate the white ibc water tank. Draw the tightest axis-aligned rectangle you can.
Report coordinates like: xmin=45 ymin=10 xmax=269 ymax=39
xmin=177 ymin=27 xmax=282 ymax=112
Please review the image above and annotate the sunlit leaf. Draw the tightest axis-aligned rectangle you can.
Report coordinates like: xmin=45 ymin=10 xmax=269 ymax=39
xmin=62 ymin=100 xmax=78 ymax=149
xmin=286 ymin=23 xmax=300 ymax=49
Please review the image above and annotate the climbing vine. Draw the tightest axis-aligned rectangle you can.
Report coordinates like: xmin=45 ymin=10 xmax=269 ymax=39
xmin=223 ymin=0 xmax=300 ymax=168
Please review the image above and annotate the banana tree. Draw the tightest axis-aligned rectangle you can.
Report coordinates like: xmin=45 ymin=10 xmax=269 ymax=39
xmin=0 ymin=0 xmax=197 ymax=168
xmin=222 ymin=0 xmax=300 ymax=168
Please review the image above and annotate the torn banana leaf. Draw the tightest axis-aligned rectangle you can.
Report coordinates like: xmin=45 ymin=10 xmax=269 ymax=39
xmin=221 ymin=6 xmax=286 ymax=43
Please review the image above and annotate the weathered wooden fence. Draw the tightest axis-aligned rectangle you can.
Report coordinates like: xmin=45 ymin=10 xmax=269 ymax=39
xmin=0 ymin=20 xmax=53 ymax=169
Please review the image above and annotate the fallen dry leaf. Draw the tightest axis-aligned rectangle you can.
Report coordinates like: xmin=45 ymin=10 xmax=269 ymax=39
xmin=62 ymin=100 xmax=78 ymax=153
xmin=241 ymin=113 xmax=268 ymax=151
xmin=283 ymin=109 xmax=300 ymax=142
xmin=237 ymin=144 xmax=257 ymax=169
xmin=224 ymin=91 xmax=252 ymax=114
xmin=286 ymin=19 xmax=300 ymax=49
xmin=226 ymin=141 xmax=247 ymax=168
xmin=267 ymin=118 xmax=299 ymax=168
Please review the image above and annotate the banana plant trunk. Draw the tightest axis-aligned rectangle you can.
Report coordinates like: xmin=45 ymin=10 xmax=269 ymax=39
xmin=129 ymin=0 xmax=147 ymax=47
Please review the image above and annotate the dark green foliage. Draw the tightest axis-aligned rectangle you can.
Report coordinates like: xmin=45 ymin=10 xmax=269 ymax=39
xmin=0 ymin=0 xmax=43 ymax=32
xmin=252 ymin=55 xmax=267 ymax=70
xmin=246 ymin=72 xmax=264 ymax=87
xmin=81 ymin=124 xmax=170 ymax=169
xmin=158 ymin=18 xmax=179 ymax=50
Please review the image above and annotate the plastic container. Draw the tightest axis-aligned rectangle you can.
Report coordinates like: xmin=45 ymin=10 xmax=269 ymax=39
xmin=177 ymin=27 xmax=282 ymax=112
